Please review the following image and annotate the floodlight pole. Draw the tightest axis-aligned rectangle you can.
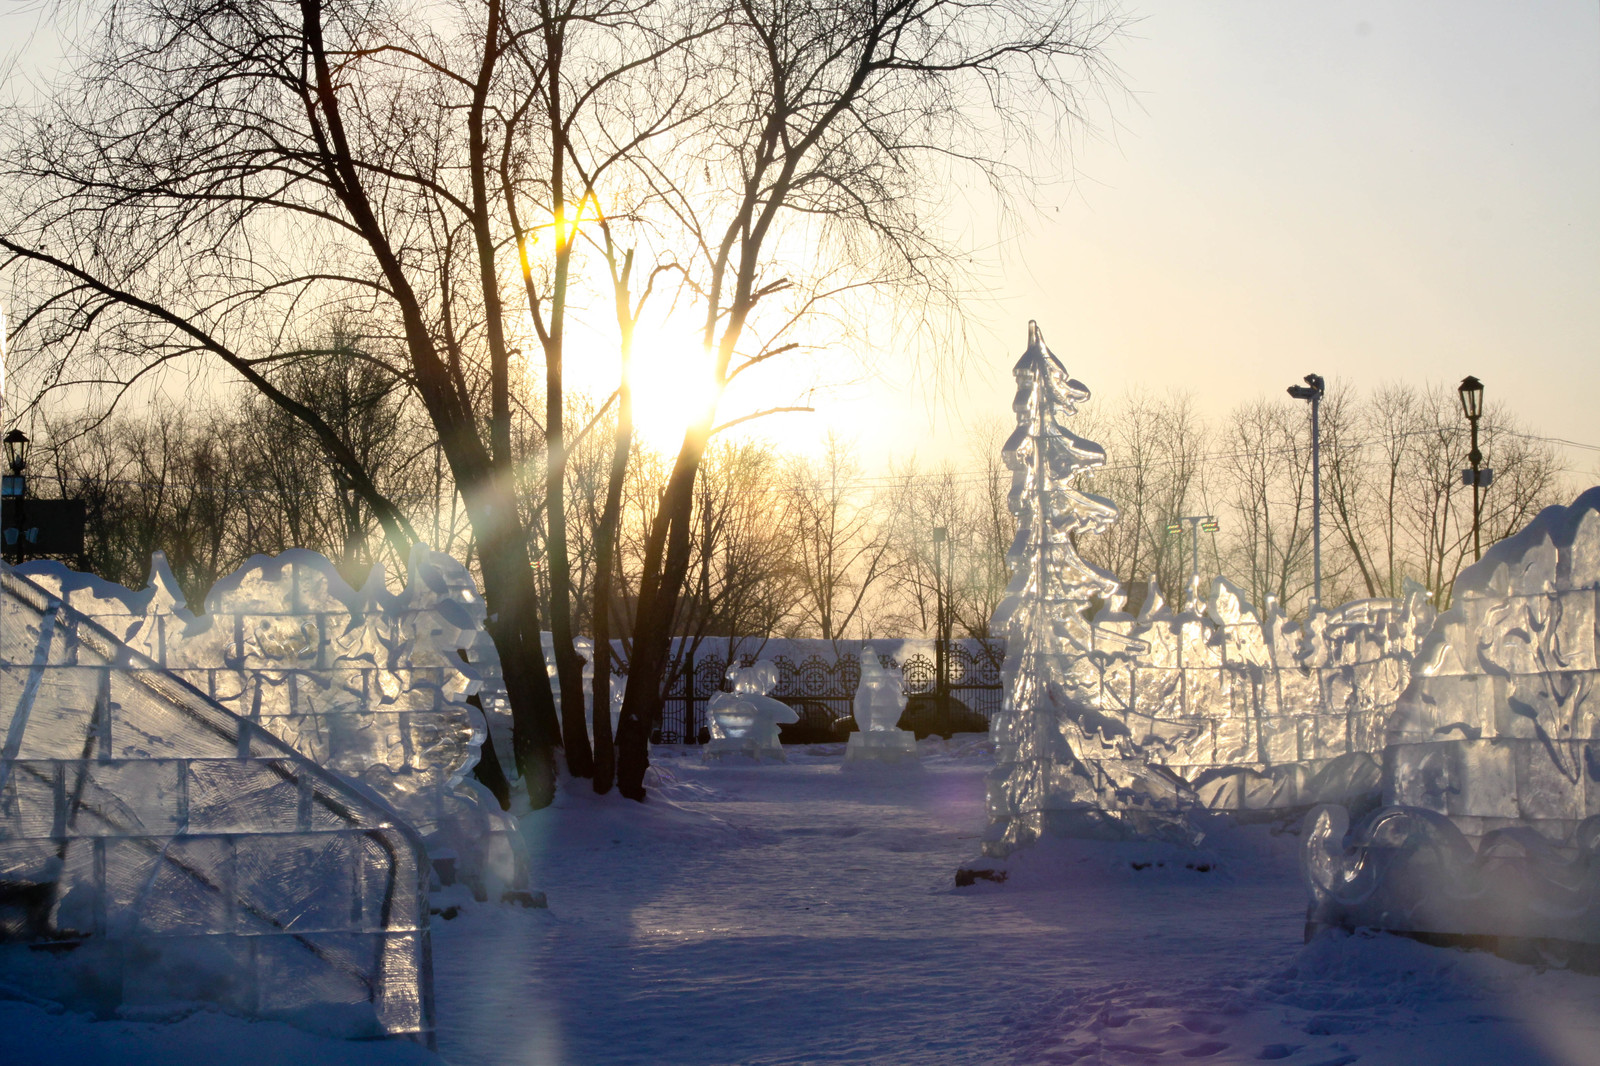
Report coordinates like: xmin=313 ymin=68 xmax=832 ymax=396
xmin=1287 ymin=374 xmax=1325 ymax=609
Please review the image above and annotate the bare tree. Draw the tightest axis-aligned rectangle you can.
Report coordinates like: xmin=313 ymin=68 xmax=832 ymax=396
xmin=1217 ymin=397 xmax=1317 ymax=613
xmin=1077 ymin=389 xmax=1208 ymax=600
xmin=607 ymin=0 xmax=1120 ymax=797
xmin=781 ymin=434 xmax=897 ymax=642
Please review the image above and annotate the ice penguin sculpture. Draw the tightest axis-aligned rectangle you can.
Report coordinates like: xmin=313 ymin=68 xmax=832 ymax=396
xmin=844 ymin=644 xmax=917 ymax=765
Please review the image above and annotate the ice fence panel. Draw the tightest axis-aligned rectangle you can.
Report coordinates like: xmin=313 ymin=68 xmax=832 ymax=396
xmin=17 ymin=546 xmax=527 ymax=899
xmin=0 ymin=567 xmax=434 ymax=1041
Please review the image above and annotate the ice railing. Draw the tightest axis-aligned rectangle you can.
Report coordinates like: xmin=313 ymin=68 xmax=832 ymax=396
xmin=0 ymin=566 xmax=433 ymax=1041
xmin=17 ymin=547 xmax=525 ymax=898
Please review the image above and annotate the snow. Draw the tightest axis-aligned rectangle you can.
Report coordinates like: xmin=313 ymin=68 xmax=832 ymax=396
xmin=428 ymin=741 xmax=1600 ymax=1065
xmin=7 ymin=739 xmax=1600 ymax=1062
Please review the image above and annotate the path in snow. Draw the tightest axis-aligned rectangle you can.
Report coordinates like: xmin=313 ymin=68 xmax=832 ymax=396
xmin=430 ymin=746 xmax=1600 ymax=1065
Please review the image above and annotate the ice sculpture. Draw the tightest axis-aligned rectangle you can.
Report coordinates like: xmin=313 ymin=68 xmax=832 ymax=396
xmin=979 ymin=324 xmax=1434 ymax=858
xmin=1302 ymin=488 xmax=1600 ymax=960
xmin=0 ymin=567 xmax=433 ymax=1041
xmin=1302 ymin=804 xmax=1600 ymax=968
xmin=983 ymin=322 xmax=1160 ymax=855
xmin=17 ymin=548 xmax=526 ymax=900
xmin=844 ymin=646 xmax=916 ymax=764
xmin=704 ymin=660 xmax=797 ymax=762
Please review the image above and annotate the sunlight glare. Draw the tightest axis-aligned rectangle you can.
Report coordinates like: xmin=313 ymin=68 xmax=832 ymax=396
xmin=628 ymin=324 xmax=718 ymax=450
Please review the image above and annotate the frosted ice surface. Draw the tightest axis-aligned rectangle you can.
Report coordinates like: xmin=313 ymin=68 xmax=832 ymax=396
xmin=1385 ymin=486 xmax=1600 ymax=844
xmin=704 ymin=661 xmax=797 ymax=761
xmin=17 ymin=547 xmax=526 ymax=899
xmin=0 ymin=567 xmax=433 ymax=1041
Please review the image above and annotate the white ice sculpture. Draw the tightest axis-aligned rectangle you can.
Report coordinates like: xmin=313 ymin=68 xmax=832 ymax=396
xmin=16 ymin=547 xmax=526 ymax=900
xmin=542 ymin=635 xmax=626 ymax=747
xmin=844 ymin=645 xmax=916 ymax=764
xmin=1302 ymin=487 xmax=1600 ymax=960
xmin=704 ymin=660 xmax=797 ymax=762
xmin=0 ymin=568 xmax=433 ymax=1041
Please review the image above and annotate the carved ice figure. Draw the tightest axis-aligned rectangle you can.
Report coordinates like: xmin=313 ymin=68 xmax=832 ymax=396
xmin=16 ymin=546 xmax=527 ymax=901
xmin=853 ymin=648 xmax=907 ymax=731
xmin=0 ymin=568 xmax=433 ymax=1041
xmin=704 ymin=660 xmax=797 ymax=761
xmin=845 ymin=646 xmax=917 ymax=765
xmin=974 ymin=324 xmax=1432 ymax=860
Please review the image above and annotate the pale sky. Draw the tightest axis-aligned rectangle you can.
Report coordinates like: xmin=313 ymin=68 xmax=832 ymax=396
xmin=794 ymin=0 xmax=1600 ymax=477
xmin=4 ymin=1 xmax=1599 ymax=477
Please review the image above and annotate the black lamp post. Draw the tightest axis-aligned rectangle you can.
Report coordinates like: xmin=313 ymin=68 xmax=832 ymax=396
xmin=932 ymin=526 xmax=948 ymax=727
xmin=1458 ymin=376 xmax=1487 ymax=561
xmin=2 ymin=428 xmax=30 ymax=565
xmin=1286 ymin=374 xmax=1325 ymax=608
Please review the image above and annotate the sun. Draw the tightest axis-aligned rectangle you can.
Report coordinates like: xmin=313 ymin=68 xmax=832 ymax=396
xmin=625 ymin=323 xmax=719 ymax=450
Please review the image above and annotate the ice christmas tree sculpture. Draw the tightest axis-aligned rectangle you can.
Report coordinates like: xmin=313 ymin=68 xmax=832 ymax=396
xmin=984 ymin=323 xmax=1160 ymax=855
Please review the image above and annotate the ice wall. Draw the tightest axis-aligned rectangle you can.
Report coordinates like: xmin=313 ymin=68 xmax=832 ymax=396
xmin=1386 ymin=486 xmax=1600 ymax=844
xmin=0 ymin=568 xmax=433 ymax=1040
xmin=18 ymin=547 xmax=524 ymax=898
xmin=1070 ymin=577 xmax=1431 ymax=813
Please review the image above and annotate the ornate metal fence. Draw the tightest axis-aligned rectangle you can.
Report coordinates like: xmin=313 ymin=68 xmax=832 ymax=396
xmin=648 ymin=641 xmax=1005 ymax=745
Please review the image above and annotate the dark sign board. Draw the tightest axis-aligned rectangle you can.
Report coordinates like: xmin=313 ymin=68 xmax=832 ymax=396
xmin=1 ymin=498 xmax=87 ymax=557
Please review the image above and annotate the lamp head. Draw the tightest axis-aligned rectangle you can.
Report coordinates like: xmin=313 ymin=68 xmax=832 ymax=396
xmin=1287 ymin=373 xmax=1325 ymax=402
xmin=1458 ymin=375 xmax=1484 ymax=420
xmin=3 ymin=428 xmax=29 ymax=476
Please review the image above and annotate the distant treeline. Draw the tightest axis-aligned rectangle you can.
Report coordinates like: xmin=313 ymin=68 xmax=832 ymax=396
xmin=29 ymin=370 xmax=1566 ymax=646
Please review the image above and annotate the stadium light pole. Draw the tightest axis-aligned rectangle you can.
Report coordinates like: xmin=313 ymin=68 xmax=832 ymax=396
xmin=1287 ymin=374 xmax=1326 ymax=609
xmin=1165 ymin=515 xmax=1221 ymax=607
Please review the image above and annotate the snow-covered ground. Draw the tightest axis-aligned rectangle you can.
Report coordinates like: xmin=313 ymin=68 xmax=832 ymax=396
xmin=8 ymin=741 xmax=1600 ymax=1064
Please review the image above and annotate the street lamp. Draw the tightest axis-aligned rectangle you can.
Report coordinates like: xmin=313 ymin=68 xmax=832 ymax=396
xmin=4 ymin=428 xmax=29 ymax=477
xmin=1165 ymin=515 xmax=1221 ymax=608
xmin=932 ymin=526 xmax=948 ymax=728
xmin=1458 ymin=376 xmax=1490 ymax=561
xmin=1287 ymin=373 xmax=1325 ymax=609
xmin=2 ymin=428 xmax=28 ymax=565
